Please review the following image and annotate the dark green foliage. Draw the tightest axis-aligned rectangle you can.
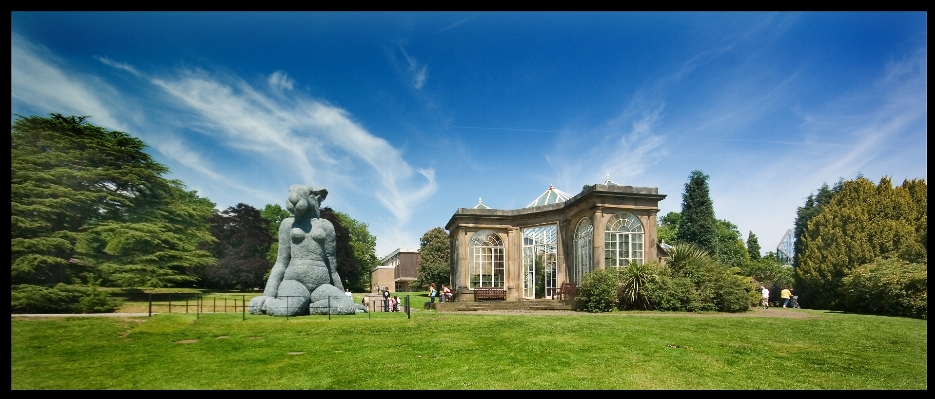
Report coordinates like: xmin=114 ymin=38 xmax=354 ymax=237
xmin=11 ymin=283 xmax=120 ymax=314
xmin=793 ymin=182 xmax=840 ymax=268
xmin=577 ymin=268 xmax=619 ymax=312
xmin=841 ymin=258 xmax=927 ymax=319
xmin=194 ymin=204 xmax=274 ymax=290
xmin=675 ymin=170 xmax=718 ymax=255
xmin=12 ymin=114 xmax=216 ymax=288
xmin=415 ymin=227 xmax=451 ymax=290
xmin=746 ymin=231 xmax=761 ymax=260
xmin=795 ymin=176 xmax=927 ymax=309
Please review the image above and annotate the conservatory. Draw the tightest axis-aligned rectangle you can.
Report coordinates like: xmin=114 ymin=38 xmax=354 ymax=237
xmin=445 ymin=177 xmax=667 ymax=301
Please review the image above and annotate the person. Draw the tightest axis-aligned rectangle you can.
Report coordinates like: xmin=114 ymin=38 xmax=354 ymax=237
xmin=393 ymin=296 xmax=400 ymax=312
xmin=362 ymin=294 xmax=370 ymax=311
xmin=780 ymin=287 xmax=792 ymax=308
xmin=345 ymin=288 xmax=353 ymax=300
xmin=761 ymin=286 xmax=770 ymax=309
xmin=429 ymin=283 xmax=438 ymax=303
xmin=442 ymin=284 xmax=453 ymax=302
xmin=382 ymin=289 xmax=391 ymax=312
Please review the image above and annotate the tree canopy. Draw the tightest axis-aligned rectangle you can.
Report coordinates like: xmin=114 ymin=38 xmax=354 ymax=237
xmin=795 ymin=176 xmax=927 ymax=309
xmin=416 ymin=227 xmax=451 ymax=289
xmin=320 ymin=207 xmax=376 ymax=292
xmin=12 ymin=114 xmax=216 ymax=288
xmin=194 ymin=204 xmax=274 ymax=290
xmin=675 ymin=170 xmax=718 ymax=255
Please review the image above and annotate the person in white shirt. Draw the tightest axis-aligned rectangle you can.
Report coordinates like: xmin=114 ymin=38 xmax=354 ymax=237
xmin=761 ymin=287 xmax=770 ymax=309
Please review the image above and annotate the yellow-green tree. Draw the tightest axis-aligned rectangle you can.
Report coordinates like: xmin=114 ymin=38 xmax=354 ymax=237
xmin=795 ymin=176 xmax=927 ymax=309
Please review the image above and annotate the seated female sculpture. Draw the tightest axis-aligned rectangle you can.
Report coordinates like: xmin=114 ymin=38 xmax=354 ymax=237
xmin=249 ymin=185 xmax=365 ymax=316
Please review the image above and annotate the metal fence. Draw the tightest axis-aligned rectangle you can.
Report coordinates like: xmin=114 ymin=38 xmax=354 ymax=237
xmin=143 ymin=294 xmax=411 ymax=320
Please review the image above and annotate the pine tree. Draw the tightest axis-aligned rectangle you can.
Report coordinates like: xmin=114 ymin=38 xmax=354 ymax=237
xmin=675 ymin=170 xmax=718 ymax=255
xmin=746 ymin=231 xmax=761 ymax=260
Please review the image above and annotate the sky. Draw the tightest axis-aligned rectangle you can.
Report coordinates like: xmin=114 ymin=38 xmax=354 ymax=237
xmin=11 ymin=12 xmax=927 ymax=259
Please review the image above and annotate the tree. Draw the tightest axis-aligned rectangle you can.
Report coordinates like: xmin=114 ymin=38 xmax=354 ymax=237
xmin=415 ymin=227 xmax=450 ymax=290
xmin=260 ymin=203 xmax=291 ymax=266
xmin=320 ymin=207 xmax=375 ymax=292
xmin=194 ymin=204 xmax=274 ymax=290
xmin=12 ymin=114 xmax=215 ymax=288
xmin=714 ymin=219 xmax=749 ymax=267
xmin=675 ymin=170 xmax=718 ymax=255
xmin=795 ymin=176 xmax=927 ymax=309
xmin=657 ymin=212 xmax=680 ymax=244
xmin=793 ymin=182 xmax=839 ymax=268
xmin=746 ymin=231 xmax=761 ymax=261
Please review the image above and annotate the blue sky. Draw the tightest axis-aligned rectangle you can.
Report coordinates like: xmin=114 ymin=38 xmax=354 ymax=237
xmin=11 ymin=12 xmax=927 ymax=258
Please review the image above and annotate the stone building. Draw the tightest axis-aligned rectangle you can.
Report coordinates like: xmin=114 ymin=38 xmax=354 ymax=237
xmin=371 ymin=248 xmax=420 ymax=293
xmin=445 ymin=177 xmax=666 ymax=301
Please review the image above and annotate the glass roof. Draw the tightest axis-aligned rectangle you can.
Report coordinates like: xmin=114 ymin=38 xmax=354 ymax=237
xmin=526 ymin=185 xmax=573 ymax=208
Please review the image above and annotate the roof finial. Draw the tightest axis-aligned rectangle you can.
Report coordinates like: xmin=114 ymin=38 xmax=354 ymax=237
xmin=549 ymin=184 xmax=554 ymax=190
xmin=605 ymin=173 xmax=611 ymax=184
xmin=478 ymin=197 xmax=483 ymax=204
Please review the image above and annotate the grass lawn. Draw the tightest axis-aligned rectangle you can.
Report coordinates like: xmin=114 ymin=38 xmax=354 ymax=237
xmin=11 ymin=308 xmax=926 ymax=389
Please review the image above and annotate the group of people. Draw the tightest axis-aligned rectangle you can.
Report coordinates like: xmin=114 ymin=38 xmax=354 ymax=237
xmin=760 ymin=286 xmax=797 ymax=309
xmin=359 ymin=289 xmax=402 ymax=312
xmin=428 ymin=283 xmax=453 ymax=303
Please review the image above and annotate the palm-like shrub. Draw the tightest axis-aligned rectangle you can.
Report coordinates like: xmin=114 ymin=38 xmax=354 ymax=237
xmin=619 ymin=261 xmax=658 ymax=310
xmin=665 ymin=243 xmax=710 ymax=276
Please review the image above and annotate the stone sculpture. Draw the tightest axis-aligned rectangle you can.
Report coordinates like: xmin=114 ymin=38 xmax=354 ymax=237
xmin=249 ymin=185 xmax=366 ymax=316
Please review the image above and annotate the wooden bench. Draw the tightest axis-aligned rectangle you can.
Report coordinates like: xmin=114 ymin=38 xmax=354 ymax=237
xmin=473 ymin=287 xmax=506 ymax=301
xmin=552 ymin=283 xmax=578 ymax=301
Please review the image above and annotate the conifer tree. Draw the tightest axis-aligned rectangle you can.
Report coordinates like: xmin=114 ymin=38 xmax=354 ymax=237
xmin=746 ymin=231 xmax=761 ymax=260
xmin=675 ymin=170 xmax=718 ymax=255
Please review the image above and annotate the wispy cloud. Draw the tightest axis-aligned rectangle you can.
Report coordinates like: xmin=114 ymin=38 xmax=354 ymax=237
xmin=437 ymin=13 xmax=477 ymax=34
xmin=399 ymin=46 xmax=428 ymax=89
xmin=12 ymin=34 xmax=437 ymax=225
xmin=11 ymin=33 xmax=127 ymax=131
xmin=267 ymin=70 xmax=294 ymax=91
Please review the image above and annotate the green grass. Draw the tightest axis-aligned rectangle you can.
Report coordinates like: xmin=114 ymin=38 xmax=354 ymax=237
xmin=11 ymin=309 xmax=926 ymax=389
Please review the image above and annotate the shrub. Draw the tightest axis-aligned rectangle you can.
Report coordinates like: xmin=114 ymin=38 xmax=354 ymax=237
xmin=618 ymin=261 xmax=658 ymax=310
xmin=577 ymin=269 xmax=619 ymax=312
xmin=841 ymin=258 xmax=927 ymax=319
xmin=643 ymin=274 xmax=699 ymax=311
xmin=11 ymin=284 xmax=120 ymax=314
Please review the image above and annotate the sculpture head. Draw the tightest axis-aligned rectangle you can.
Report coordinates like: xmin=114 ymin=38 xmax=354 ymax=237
xmin=286 ymin=184 xmax=328 ymax=218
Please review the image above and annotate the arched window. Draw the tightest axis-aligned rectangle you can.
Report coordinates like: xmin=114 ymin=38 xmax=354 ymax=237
xmin=469 ymin=230 xmax=504 ymax=288
xmin=604 ymin=213 xmax=644 ymax=268
xmin=573 ymin=217 xmax=593 ymax=285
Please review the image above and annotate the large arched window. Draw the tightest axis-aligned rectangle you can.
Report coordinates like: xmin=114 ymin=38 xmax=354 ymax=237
xmin=469 ymin=230 xmax=505 ymax=288
xmin=604 ymin=213 xmax=644 ymax=268
xmin=573 ymin=217 xmax=593 ymax=285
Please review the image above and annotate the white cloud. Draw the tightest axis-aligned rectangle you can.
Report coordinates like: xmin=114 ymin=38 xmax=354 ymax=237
xmin=11 ymin=33 xmax=127 ymax=132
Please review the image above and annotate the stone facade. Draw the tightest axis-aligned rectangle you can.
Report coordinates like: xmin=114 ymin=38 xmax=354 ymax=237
xmin=445 ymin=184 xmax=665 ymax=302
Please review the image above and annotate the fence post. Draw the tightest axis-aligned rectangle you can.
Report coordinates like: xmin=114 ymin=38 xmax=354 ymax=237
xmin=406 ymin=295 xmax=411 ymax=319
xmin=213 ymin=297 xmax=216 ymax=314
xmin=168 ymin=294 xmax=172 ymax=314
xmin=224 ymin=298 xmax=227 ymax=313
xmin=186 ymin=297 xmax=189 ymax=313
xmin=196 ymin=295 xmax=200 ymax=320
xmin=148 ymin=293 xmax=152 ymax=317
xmin=242 ymin=295 xmax=246 ymax=321
xmin=328 ymin=296 xmax=331 ymax=320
